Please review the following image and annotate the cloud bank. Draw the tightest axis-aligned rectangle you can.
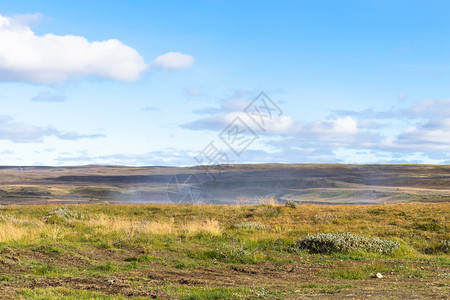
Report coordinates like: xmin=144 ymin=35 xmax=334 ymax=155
xmin=182 ymin=92 xmax=450 ymax=164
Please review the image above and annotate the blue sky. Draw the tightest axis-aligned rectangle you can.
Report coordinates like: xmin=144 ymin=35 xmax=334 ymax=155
xmin=0 ymin=0 xmax=449 ymax=166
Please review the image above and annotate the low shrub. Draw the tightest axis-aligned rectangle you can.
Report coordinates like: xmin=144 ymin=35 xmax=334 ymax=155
xmin=284 ymin=200 xmax=297 ymax=208
xmin=0 ymin=214 xmax=40 ymax=226
xmin=44 ymin=206 xmax=85 ymax=224
xmin=423 ymin=239 xmax=450 ymax=254
xmin=296 ymin=232 xmax=400 ymax=255
xmin=439 ymin=240 xmax=449 ymax=254
xmin=45 ymin=215 xmax=68 ymax=225
xmin=0 ymin=214 xmax=21 ymax=223
xmin=312 ymin=214 xmax=337 ymax=224
xmin=234 ymin=222 xmax=270 ymax=230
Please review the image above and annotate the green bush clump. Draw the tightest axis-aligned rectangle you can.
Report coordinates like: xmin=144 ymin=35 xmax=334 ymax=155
xmin=234 ymin=222 xmax=270 ymax=230
xmin=414 ymin=222 xmax=441 ymax=232
xmin=0 ymin=214 xmax=40 ymax=226
xmin=194 ymin=242 xmax=265 ymax=264
xmin=312 ymin=214 xmax=337 ymax=224
xmin=296 ymin=232 xmax=400 ymax=255
xmin=44 ymin=206 xmax=85 ymax=224
xmin=367 ymin=208 xmax=387 ymax=216
xmin=424 ymin=239 xmax=450 ymax=254
xmin=0 ymin=214 xmax=21 ymax=223
xmin=440 ymin=240 xmax=450 ymax=254
xmin=284 ymin=200 xmax=297 ymax=208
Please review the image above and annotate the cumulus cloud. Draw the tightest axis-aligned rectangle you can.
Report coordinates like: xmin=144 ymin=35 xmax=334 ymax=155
xmin=153 ymin=52 xmax=195 ymax=71
xmin=0 ymin=114 xmax=104 ymax=142
xmin=0 ymin=13 xmax=148 ymax=84
xmin=31 ymin=90 xmax=66 ymax=102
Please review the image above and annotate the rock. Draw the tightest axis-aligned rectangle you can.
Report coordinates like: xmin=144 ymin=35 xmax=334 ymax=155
xmin=376 ymin=273 xmax=383 ymax=279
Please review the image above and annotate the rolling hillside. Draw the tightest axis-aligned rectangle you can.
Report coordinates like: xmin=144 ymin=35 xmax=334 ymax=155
xmin=0 ymin=164 xmax=449 ymax=205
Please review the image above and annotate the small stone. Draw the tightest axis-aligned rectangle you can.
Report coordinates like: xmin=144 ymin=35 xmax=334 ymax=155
xmin=376 ymin=273 xmax=383 ymax=278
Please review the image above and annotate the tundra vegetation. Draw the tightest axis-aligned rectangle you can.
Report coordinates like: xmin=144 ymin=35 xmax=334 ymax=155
xmin=0 ymin=202 xmax=448 ymax=299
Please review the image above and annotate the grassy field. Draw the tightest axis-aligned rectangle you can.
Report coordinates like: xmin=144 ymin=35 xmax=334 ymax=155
xmin=0 ymin=202 xmax=448 ymax=299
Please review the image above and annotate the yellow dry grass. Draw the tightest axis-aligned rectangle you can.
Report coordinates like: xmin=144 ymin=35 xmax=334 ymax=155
xmin=0 ymin=221 xmax=68 ymax=244
xmin=257 ymin=196 xmax=279 ymax=205
xmin=0 ymin=215 xmax=222 ymax=245
xmin=88 ymin=215 xmax=222 ymax=236
xmin=0 ymin=222 xmax=37 ymax=243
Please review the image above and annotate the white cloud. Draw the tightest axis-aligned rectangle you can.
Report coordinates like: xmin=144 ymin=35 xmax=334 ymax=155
xmin=153 ymin=52 xmax=195 ymax=71
xmin=0 ymin=13 xmax=148 ymax=84
xmin=183 ymin=111 xmax=294 ymax=134
xmin=327 ymin=99 xmax=450 ymax=159
xmin=407 ymin=99 xmax=450 ymax=118
xmin=9 ymin=13 xmax=44 ymax=27
xmin=0 ymin=114 xmax=104 ymax=143
xmin=141 ymin=106 xmax=160 ymax=112
xmin=31 ymin=90 xmax=66 ymax=102
xmin=183 ymin=92 xmax=360 ymax=139
xmin=302 ymin=117 xmax=359 ymax=136
xmin=394 ymin=118 xmax=450 ymax=148
xmin=182 ymin=90 xmax=294 ymax=134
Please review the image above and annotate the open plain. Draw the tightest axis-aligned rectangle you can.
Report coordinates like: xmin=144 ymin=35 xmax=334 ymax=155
xmin=0 ymin=164 xmax=448 ymax=299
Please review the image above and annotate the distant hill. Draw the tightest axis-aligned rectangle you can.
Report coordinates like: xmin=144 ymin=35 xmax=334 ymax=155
xmin=0 ymin=164 xmax=449 ymax=205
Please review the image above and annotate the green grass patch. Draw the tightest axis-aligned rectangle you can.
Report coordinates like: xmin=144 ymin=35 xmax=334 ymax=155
xmin=33 ymin=244 xmax=64 ymax=254
xmin=18 ymin=287 xmax=129 ymax=299
xmin=163 ymin=285 xmax=273 ymax=299
xmin=414 ymin=222 xmax=442 ymax=232
xmin=173 ymin=259 xmax=199 ymax=269
xmin=29 ymin=261 xmax=61 ymax=276
xmin=90 ymin=261 xmax=118 ymax=272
